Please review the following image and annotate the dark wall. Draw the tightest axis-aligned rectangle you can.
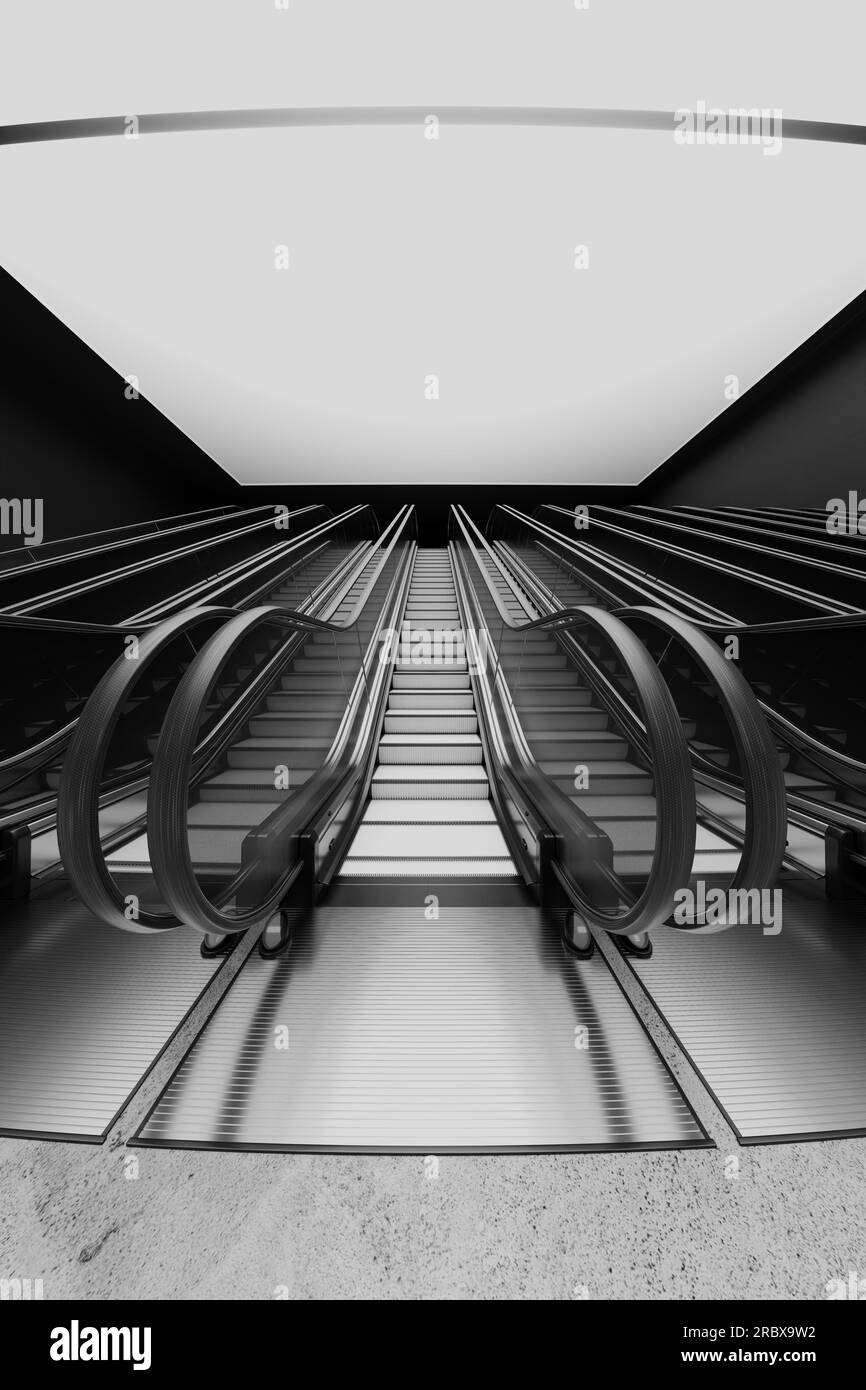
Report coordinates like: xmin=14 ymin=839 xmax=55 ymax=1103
xmin=640 ymin=287 xmax=866 ymax=506
xmin=240 ymin=484 xmax=636 ymax=547
xmin=0 ymin=267 xmax=241 ymax=551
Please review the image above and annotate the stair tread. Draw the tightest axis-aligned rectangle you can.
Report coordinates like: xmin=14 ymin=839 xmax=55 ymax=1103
xmin=361 ymin=800 xmax=497 ymax=822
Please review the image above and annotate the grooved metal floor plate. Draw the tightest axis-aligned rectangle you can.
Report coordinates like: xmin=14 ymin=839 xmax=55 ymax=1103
xmin=136 ymin=898 xmax=707 ymax=1152
xmin=0 ymin=891 xmax=223 ymax=1141
xmin=628 ymin=885 xmax=866 ymax=1143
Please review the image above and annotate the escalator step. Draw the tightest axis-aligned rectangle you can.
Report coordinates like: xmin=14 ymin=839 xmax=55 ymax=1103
xmin=339 ymin=857 xmax=518 ymax=878
xmin=371 ymin=765 xmax=489 ymax=798
xmin=228 ymin=738 xmax=333 ymax=769
xmin=543 ymin=760 xmax=653 ymax=795
xmin=389 ymin=690 xmax=475 ymax=709
xmin=348 ymin=823 xmax=511 ymax=858
xmin=384 ymin=712 xmax=477 ymax=734
xmin=200 ymin=769 xmax=310 ymax=801
xmin=362 ymin=799 xmax=497 ymax=822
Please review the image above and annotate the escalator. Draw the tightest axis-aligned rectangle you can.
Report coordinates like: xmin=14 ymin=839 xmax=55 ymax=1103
xmin=0 ymin=506 xmax=389 ymax=1139
xmin=8 ymin=502 xmax=851 ymax=1152
xmin=98 ymin=521 xmax=397 ymax=905
xmin=45 ymin=508 xmax=793 ymax=1151
xmin=489 ymin=504 xmax=866 ymax=896
xmin=339 ymin=550 xmax=516 ymax=879
xmin=485 ymin=504 xmax=866 ymax=1142
xmin=131 ymin=538 xmax=712 ymax=1150
xmin=0 ymin=504 xmax=378 ymax=904
xmin=0 ymin=503 xmax=330 ymax=621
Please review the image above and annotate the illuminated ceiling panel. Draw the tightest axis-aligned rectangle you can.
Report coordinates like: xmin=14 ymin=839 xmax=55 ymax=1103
xmin=1 ymin=1 xmax=865 ymax=485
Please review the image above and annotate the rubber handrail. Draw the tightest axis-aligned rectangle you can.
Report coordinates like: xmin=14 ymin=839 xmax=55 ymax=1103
xmin=451 ymin=505 xmax=697 ymax=937
xmin=147 ymin=507 xmax=416 ymax=936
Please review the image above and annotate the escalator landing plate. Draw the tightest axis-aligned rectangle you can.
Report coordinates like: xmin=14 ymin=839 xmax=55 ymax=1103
xmin=137 ymin=900 xmax=707 ymax=1152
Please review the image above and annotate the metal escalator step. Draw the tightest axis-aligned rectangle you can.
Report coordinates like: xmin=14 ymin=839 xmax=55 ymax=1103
xmin=380 ymin=733 xmax=480 ymax=745
xmin=544 ymin=761 xmax=653 ymax=795
xmin=110 ymin=823 xmax=271 ymax=869
xmin=518 ymin=707 xmax=608 ymax=730
xmin=695 ymin=789 xmax=746 ymax=827
xmin=378 ymin=750 xmax=483 ymax=772
xmin=200 ymin=769 xmax=308 ymax=801
xmin=361 ymin=799 xmax=497 ymax=822
xmin=496 ymin=636 xmax=560 ymax=650
xmin=606 ymin=823 xmax=740 ymax=876
xmin=268 ymin=691 xmax=348 ymax=711
xmin=394 ymin=658 xmax=468 ymax=671
xmin=348 ymin=824 xmax=511 ymax=858
xmin=526 ymin=732 xmax=629 ymax=760
xmin=384 ymin=712 xmax=477 ymax=733
xmin=227 ymin=737 xmax=332 ymax=768
xmin=377 ymin=741 xmax=483 ymax=765
xmin=371 ymin=765 xmax=489 ymax=798
xmin=510 ymin=669 xmax=582 ymax=687
xmin=291 ymin=658 xmax=362 ymax=674
xmin=404 ymin=612 xmax=461 ymax=621
xmin=514 ymin=687 xmax=593 ymax=706
xmin=389 ymin=691 xmax=474 ymax=709
xmin=392 ymin=672 xmax=470 ymax=689
xmin=338 ymin=857 xmax=517 ymax=878
xmin=249 ymin=713 xmax=341 ymax=738
xmin=398 ymin=649 xmax=467 ymax=664
xmin=499 ymin=654 xmax=568 ymax=669
xmin=571 ymin=794 xmax=658 ymax=818
xmin=784 ymin=771 xmax=830 ymax=790
xmin=280 ymin=673 xmax=351 ymax=691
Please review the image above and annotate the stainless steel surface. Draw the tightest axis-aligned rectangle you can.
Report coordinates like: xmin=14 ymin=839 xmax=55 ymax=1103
xmin=137 ymin=894 xmax=707 ymax=1151
xmin=0 ymin=889 xmax=222 ymax=1139
xmin=629 ymin=883 xmax=866 ymax=1142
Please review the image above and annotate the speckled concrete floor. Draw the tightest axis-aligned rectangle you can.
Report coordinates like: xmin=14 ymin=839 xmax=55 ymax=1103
xmin=1 ymin=926 xmax=863 ymax=1301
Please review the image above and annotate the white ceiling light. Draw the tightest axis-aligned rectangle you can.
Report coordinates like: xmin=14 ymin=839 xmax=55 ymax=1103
xmin=1 ymin=1 xmax=865 ymax=486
